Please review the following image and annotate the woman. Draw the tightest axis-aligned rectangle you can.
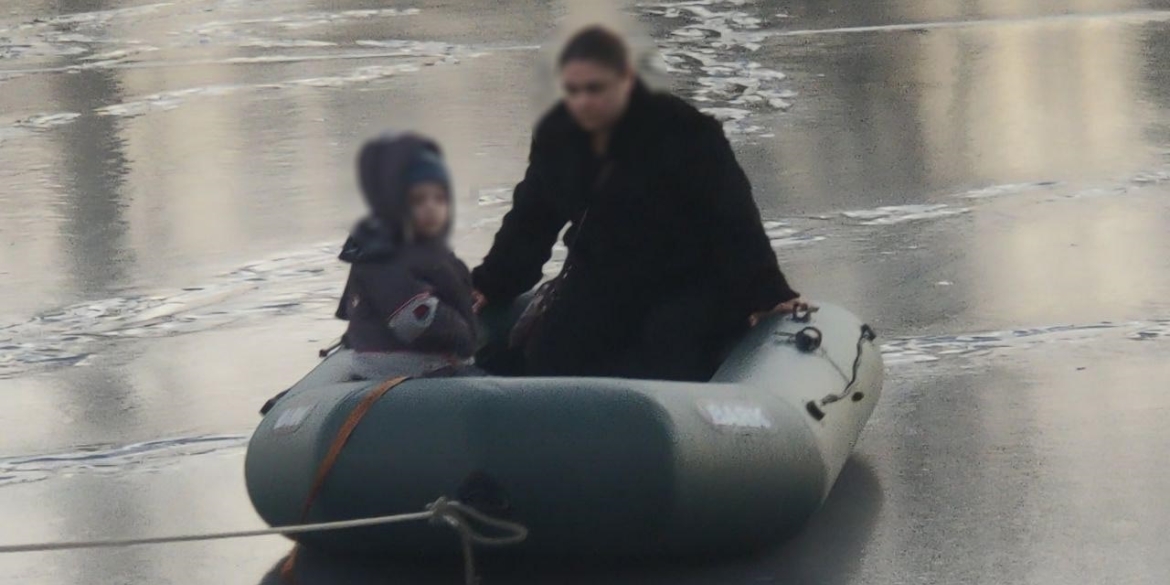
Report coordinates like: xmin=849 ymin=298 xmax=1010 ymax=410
xmin=472 ymin=26 xmax=807 ymax=381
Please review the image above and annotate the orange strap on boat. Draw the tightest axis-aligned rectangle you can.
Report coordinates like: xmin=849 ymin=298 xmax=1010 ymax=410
xmin=299 ymin=375 xmax=410 ymax=519
xmin=282 ymin=375 xmax=411 ymax=583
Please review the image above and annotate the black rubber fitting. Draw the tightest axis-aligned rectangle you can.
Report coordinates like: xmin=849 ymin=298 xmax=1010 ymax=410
xmin=457 ymin=470 xmax=511 ymax=516
xmin=806 ymin=401 xmax=826 ymax=421
xmin=794 ymin=327 xmax=823 ymax=353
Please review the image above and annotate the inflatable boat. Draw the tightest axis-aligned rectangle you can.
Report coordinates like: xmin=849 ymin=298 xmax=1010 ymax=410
xmin=244 ymin=301 xmax=883 ymax=559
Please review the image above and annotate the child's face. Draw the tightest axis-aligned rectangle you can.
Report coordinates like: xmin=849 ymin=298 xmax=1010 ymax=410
xmin=407 ymin=181 xmax=450 ymax=240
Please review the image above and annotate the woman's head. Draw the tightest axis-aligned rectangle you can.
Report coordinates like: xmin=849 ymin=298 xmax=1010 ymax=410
xmin=558 ymin=26 xmax=635 ymax=133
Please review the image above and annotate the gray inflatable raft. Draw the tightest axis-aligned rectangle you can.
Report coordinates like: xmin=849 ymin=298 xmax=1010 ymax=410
xmin=244 ymin=302 xmax=883 ymax=558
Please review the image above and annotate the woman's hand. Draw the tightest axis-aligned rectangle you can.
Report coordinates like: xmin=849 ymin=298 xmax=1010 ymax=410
xmin=749 ymin=297 xmax=818 ymax=327
xmin=471 ymin=289 xmax=487 ymax=314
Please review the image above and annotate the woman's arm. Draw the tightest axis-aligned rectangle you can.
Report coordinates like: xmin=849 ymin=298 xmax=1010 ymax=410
xmin=683 ymin=117 xmax=800 ymax=313
xmin=471 ymin=133 xmax=568 ymax=306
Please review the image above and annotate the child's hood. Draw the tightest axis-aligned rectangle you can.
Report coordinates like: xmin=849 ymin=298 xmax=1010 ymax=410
xmin=356 ymin=131 xmax=452 ymax=230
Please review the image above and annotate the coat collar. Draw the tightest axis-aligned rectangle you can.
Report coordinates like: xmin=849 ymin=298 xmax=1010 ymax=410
xmin=607 ymin=79 xmax=654 ymax=159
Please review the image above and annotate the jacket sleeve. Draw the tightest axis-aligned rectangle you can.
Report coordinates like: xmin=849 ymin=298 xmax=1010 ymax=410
xmin=386 ymin=293 xmax=478 ymax=357
xmin=336 ymin=268 xmax=356 ymax=320
xmin=471 ymin=132 xmax=568 ymax=305
xmin=683 ymin=117 xmax=799 ymax=312
xmin=359 ymin=263 xmax=479 ymax=357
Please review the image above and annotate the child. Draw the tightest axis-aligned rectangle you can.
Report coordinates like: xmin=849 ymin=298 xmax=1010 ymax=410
xmin=334 ymin=132 xmax=478 ymax=379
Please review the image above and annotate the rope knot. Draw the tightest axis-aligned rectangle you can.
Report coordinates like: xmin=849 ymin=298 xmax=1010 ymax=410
xmin=425 ymin=497 xmax=528 ymax=585
xmin=426 ymin=497 xmax=528 ymax=546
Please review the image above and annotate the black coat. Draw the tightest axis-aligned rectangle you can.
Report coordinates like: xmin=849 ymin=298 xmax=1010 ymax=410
xmin=472 ymin=81 xmax=798 ymax=377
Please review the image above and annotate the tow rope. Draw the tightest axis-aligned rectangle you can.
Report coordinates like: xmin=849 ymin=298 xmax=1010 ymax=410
xmin=0 ymin=375 xmax=528 ymax=585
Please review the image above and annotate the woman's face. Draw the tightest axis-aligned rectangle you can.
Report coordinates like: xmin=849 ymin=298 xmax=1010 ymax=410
xmin=560 ymin=60 xmax=634 ymax=133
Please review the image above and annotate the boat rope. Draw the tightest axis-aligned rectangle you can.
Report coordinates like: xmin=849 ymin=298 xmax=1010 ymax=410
xmin=427 ymin=497 xmax=530 ymax=585
xmin=0 ymin=496 xmax=528 ymax=585
xmin=818 ymin=324 xmax=877 ymax=406
xmin=784 ymin=323 xmax=877 ymax=421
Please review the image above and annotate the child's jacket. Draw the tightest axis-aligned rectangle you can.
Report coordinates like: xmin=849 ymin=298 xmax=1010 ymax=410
xmin=335 ymin=133 xmax=477 ymax=357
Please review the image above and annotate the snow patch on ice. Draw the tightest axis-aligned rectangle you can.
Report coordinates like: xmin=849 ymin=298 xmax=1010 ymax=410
xmin=954 ymin=181 xmax=1059 ymax=199
xmin=0 ymin=3 xmax=168 ymax=64
xmin=765 ymin=224 xmax=826 ymax=247
xmin=15 ymin=112 xmax=81 ymax=128
xmin=882 ymin=320 xmax=1170 ymax=367
xmin=0 ymin=40 xmax=90 ymax=59
xmin=95 ymin=84 xmax=248 ymax=117
xmin=0 ymin=434 xmax=247 ymax=487
xmin=355 ymin=39 xmax=459 ymax=54
xmin=0 ymin=245 xmax=342 ymax=379
xmin=639 ymin=0 xmax=794 ymax=137
xmin=281 ymin=63 xmax=423 ymax=88
xmin=191 ymin=8 xmax=419 ymax=37
xmin=476 ymin=187 xmax=513 ymax=207
xmin=842 ymin=204 xmax=970 ymax=225
xmin=19 ymin=3 xmax=172 ymax=28
xmin=95 ymin=62 xmax=431 ymax=117
xmin=1056 ymin=166 xmax=1170 ymax=200
xmin=1130 ymin=169 xmax=1170 ymax=185
xmin=235 ymin=38 xmax=338 ymax=49
xmin=0 ymin=112 xmax=81 ymax=147
xmin=68 ymin=44 xmax=160 ymax=69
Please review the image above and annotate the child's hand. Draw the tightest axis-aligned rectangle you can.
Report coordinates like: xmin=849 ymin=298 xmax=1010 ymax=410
xmin=471 ymin=289 xmax=487 ymax=314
